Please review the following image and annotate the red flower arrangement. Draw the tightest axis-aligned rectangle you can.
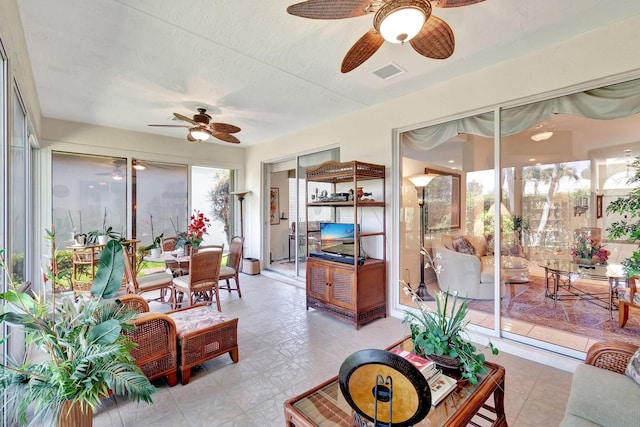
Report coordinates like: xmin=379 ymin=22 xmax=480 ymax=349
xmin=186 ymin=210 xmax=211 ymax=248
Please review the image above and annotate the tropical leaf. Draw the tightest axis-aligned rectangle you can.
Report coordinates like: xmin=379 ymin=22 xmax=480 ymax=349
xmin=91 ymin=240 xmax=124 ymax=299
xmin=87 ymin=319 xmax=121 ymax=345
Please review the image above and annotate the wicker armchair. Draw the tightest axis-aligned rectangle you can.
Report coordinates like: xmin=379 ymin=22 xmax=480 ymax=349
xmin=219 ymin=236 xmax=244 ymax=298
xmin=122 ymin=312 xmax=178 ymax=387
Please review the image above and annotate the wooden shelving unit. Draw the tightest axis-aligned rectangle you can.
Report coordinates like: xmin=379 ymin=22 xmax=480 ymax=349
xmin=304 ymin=160 xmax=386 ymax=329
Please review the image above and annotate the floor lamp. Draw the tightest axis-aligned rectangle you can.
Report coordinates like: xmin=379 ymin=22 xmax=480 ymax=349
xmin=407 ymin=173 xmax=439 ymax=300
xmin=230 ymin=190 xmax=251 ymax=267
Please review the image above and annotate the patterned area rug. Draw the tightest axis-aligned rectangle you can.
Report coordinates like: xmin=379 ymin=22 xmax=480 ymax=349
xmin=466 ymin=276 xmax=640 ymax=346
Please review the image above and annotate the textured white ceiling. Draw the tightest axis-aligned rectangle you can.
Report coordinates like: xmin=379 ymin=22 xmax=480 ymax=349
xmin=16 ymin=0 xmax=640 ymax=146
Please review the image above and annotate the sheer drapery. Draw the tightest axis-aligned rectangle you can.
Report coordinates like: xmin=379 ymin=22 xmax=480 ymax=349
xmin=404 ymin=78 xmax=640 ymax=150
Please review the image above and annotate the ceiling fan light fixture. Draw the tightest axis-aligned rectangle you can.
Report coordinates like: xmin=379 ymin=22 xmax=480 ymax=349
xmin=189 ymin=128 xmax=210 ymax=142
xmin=132 ymin=161 xmax=146 ymax=171
xmin=531 ymin=131 xmax=554 ymax=142
xmin=375 ymin=0 xmax=431 ymax=44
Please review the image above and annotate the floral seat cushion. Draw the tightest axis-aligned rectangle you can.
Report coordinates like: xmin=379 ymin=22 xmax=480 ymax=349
xmin=166 ymin=305 xmax=231 ymax=337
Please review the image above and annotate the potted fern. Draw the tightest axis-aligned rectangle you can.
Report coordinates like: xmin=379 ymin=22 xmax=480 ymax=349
xmin=0 ymin=240 xmax=156 ymax=426
xmin=402 ymin=264 xmax=498 ymax=385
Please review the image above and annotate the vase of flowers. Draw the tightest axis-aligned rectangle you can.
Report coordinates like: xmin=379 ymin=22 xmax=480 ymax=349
xmin=572 ymin=231 xmax=609 ymax=265
xmin=176 ymin=210 xmax=211 ymax=252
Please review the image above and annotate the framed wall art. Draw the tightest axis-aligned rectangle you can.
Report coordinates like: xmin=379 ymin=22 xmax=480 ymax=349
xmin=596 ymin=194 xmax=603 ymax=219
xmin=270 ymin=188 xmax=280 ymax=225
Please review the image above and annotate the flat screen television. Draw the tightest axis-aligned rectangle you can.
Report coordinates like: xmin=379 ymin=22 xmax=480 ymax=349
xmin=320 ymin=222 xmax=359 ymax=257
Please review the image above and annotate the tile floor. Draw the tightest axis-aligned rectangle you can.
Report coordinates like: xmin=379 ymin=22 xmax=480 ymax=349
xmin=94 ymin=273 xmax=574 ymax=427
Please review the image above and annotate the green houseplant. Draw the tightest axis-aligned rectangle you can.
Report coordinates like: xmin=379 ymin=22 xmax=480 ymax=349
xmin=606 ymin=156 xmax=640 ymax=277
xmin=0 ymin=240 xmax=156 ymax=426
xmin=402 ymin=283 xmax=498 ymax=384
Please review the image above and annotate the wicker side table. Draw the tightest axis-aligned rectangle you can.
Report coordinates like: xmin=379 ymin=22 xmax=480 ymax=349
xmin=166 ymin=304 xmax=239 ymax=385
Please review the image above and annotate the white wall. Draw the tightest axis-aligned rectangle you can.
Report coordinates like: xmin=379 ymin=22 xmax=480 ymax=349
xmin=245 ymin=15 xmax=640 ymax=315
xmin=269 ymin=170 xmax=290 ymax=262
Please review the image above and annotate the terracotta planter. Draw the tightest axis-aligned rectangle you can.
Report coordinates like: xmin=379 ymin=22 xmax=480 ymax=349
xmin=57 ymin=400 xmax=92 ymax=427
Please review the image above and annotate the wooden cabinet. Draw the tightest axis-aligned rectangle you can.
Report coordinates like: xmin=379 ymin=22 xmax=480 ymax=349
xmin=304 ymin=160 xmax=386 ymax=329
xmin=306 ymin=257 xmax=386 ymax=328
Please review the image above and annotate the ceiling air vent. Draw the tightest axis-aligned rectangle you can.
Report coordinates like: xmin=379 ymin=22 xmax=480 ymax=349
xmin=372 ymin=63 xmax=406 ymax=80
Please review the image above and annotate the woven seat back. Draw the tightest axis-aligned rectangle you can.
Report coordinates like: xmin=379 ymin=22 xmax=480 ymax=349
xmin=189 ymin=249 xmax=222 ymax=291
xmin=161 ymin=236 xmax=178 ymax=251
xmin=226 ymin=236 xmax=244 ymax=270
xmin=118 ymin=294 xmax=150 ymax=313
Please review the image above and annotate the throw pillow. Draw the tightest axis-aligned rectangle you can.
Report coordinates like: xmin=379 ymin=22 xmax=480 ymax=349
xmin=626 ymin=347 xmax=640 ymax=386
xmin=452 ymin=236 xmax=476 ymax=255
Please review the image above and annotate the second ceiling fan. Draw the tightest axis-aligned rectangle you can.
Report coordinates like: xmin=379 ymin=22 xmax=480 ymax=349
xmin=149 ymin=108 xmax=242 ymax=144
xmin=287 ymin=0 xmax=485 ymax=73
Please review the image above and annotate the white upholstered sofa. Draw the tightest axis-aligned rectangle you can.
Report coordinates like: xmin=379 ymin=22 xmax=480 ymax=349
xmin=431 ymin=234 xmax=529 ymax=300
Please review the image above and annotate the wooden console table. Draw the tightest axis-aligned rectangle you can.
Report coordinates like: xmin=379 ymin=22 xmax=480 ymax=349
xmin=283 ymin=339 xmax=507 ymax=426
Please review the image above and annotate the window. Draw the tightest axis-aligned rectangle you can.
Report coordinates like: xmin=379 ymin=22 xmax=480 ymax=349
xmin=132 ymin=160 xmax=187 ymax=247
xmin=191 ymin=166 xmax=233 ymax=246
xmin=52 ymin=153 xmax=127 ymax=244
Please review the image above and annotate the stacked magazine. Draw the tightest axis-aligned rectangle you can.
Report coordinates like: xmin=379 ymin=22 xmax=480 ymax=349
xmin=391 ymin=349 xmax=457 ymax=406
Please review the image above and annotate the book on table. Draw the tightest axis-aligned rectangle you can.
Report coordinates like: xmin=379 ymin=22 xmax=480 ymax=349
xmin=390 ymin=349 xmax=457 ymax=406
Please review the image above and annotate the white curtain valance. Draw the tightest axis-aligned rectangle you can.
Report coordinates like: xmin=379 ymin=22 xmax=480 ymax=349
xmin=404 ymin=78 xmax=640 ymax=151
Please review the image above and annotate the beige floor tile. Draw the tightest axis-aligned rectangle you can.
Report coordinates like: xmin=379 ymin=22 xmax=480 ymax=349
xmin=92 ymin=273 xmax=577 ymax=426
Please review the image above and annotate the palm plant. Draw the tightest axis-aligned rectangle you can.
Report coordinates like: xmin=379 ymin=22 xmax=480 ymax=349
xmin=0 ymin=240 xmax=156 ymax=426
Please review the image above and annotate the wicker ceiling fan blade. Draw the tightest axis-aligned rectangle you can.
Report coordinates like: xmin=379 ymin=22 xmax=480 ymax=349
xmin=341 ymin=28 xmax=384 ymax=73
xmin=410 ymin=15 xmax=454 ymax=59
xmin=213 ymin=132 xmax=240 ymax=144
xmin=173 ymin=112 xmax=199 ymax=125
xmin=211 ymin=122 xmax=241 ymax=134
xmin=148 ymin=124 xmax=190 ymax=128
xmin=287 ymin=0 xmax=373 ymax=19
xmin=432 ymin=0 xmax=485 ymax=8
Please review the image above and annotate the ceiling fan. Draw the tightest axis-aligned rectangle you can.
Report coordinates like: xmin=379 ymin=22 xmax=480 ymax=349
xmin=149 ymin=108 xmax=241 ymax=144
xmin=287 ymin=0 xmax=485 ymax=73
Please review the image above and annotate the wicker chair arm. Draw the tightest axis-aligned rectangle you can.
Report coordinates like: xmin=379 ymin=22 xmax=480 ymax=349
xmin=585 ymin=341 xmax=639 ymax=374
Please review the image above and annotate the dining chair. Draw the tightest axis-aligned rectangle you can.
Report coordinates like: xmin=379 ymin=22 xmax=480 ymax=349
xmin=219 ymin=236 xmax=244 ymax=298
xmin=123 ymin=250 xmax=173 ymax=303
xmin=161 ymin=236 xmax=190 ymax=276
xmin=161 ymin=236 xmax=178 ymax=251
xmin=171 ymin=248 xmax=223 ymax=311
